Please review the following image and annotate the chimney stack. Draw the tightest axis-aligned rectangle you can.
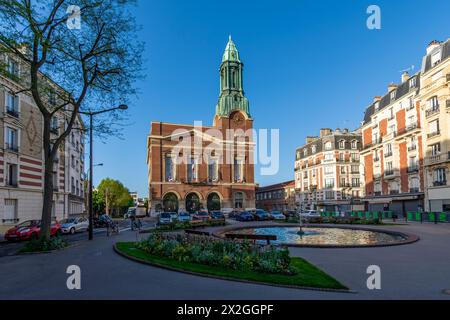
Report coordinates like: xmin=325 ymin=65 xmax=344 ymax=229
xmin=319 ymin=128 xmax=332 ymax=137
xmin=306 ymin=136 xmax=318 ymax=144
xmin=373 ymin=96 xmax=382 ymax=103
xmin=401 ymin=71 xmax=410 ymax=83
xmin=388 ymin=83 xmax=398 ymax=93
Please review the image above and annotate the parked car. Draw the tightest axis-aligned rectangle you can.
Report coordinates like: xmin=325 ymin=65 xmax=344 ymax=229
xmin=177 ymin=212 xmax=191 ymax=222
xmin=192 ymin=211 xmax=211 ymax=221
xmin=60 ymin=217 xmax=89 ymax=234
xmin=210 ymin=211 xmax=225 ymax=220
xmin=284 ymin=210 xmax=297 ymax=217
xmin=5 ymin=220 xmax=61 ymax=242
xmin=300 ymin=210 xmax=321 ymax=218
xmin=270 ymin=211 xmax=286 ymax=220
xmin=158 ymin=212 xmax=173 ymax=225
xmin=228 ymin=210 xmax=242 ymax=219
xmin=235 ymin=211 xmax=254 ymax=222
xmin=94 ymin=214 xmax=114 ymax=228
xmin=253 ymin=209 xmax=271 ymax=221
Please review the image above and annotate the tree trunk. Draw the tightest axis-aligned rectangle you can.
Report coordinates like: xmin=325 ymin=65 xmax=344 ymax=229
xmin=40 ymin=115 xmax=55 ymax=241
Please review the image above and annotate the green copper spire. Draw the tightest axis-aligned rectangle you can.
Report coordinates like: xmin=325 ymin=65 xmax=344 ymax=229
xmin=222 ymin=35 xmax=240 ymax=62
xmin=216 ymin=36 xmax=250 ymax=118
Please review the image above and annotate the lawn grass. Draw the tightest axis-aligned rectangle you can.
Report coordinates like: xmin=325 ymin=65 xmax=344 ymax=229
xmin=116 ymin=242 xmax=348 ymax=291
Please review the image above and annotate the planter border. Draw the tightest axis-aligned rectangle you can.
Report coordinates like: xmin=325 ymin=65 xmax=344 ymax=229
xmin=113 ymin=243 xmax=354 ymax=294
xmin=212 ymin=223 xmax=420 ymax=248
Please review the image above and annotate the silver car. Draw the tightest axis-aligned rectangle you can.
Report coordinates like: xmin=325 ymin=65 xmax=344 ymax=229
xmin=60 ymin=217 xmax=90 ymax=234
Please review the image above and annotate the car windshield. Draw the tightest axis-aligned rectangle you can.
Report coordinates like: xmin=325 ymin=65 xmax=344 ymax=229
xmin=17 ymin=220 xmax=40 ymax=227
xmin=179 ymin=213 xmax=189 ymax=216
xmin=61 ymin=218 xmax=76 ymax=224
xmin=161 ymin=213 xmax=171 ymax=218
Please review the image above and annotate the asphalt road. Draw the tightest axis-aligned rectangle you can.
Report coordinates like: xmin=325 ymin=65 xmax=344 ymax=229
xmin=0 ymin=221 xmax=450 ymax=299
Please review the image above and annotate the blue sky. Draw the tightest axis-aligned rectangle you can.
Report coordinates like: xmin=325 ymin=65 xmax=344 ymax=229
xmin=91 ymin=0 xmax=450 ymax=197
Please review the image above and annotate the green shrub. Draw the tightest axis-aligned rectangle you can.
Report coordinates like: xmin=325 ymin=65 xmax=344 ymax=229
xmin=137 ymin=233 xmax=296 ymax=275
xmin=20 ymin=236 xmax=68 ymax=253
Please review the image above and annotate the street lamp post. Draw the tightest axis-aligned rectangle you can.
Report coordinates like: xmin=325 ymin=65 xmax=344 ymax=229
xmin=80 ymin=104 xmax=128 ymax=240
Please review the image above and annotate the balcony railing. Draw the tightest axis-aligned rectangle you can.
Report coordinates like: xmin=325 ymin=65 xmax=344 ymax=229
xmin=427 ymin=130 xmax=440 ymax=138
xmin=374 ymin=157 xmax=380 ymax=162
xmin=426 ymin=107 xmax=440 ymax=117
xmin=384 ymin=170 xmax=399 ymax=178
xmin=425 ymin=152 xmax=450 ymax=165
xmin=408 ymin=144 xmax=417 ymax=152
xmin=384 ymin=151 xmax=393 ymax=158
xmin=390 ymin=190 xmax=400 ymax=195
xmin=5 ymin=143 xmax=19 ymax=153
xmin=6 ymin=108 xmax=19 ymax=118
xmin=407 ymin=166 xmax=419 ymax=173
xmin=433 ymin=180 xmax=447 ymax=187
xmin=409 ymin=188 xmax=420 ymax=193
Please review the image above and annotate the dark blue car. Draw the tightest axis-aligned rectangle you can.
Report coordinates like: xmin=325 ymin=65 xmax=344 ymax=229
xmin=235 ymin=211 xmax=254 ymax=222
xmin=253 ymin=209 xmax=271 ymax=221
xmin=210 ymin=211 xmax=225 ymax=220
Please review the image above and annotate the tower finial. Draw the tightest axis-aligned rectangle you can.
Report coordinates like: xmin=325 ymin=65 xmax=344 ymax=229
xmin=229 ymin=34 xmax=232 ymax=41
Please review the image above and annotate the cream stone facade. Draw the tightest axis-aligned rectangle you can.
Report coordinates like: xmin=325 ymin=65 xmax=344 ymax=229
xmin=0 ymin=52 xmax=85 ymax=227
xmin=419 ymin=39 xmax=450 ymax=212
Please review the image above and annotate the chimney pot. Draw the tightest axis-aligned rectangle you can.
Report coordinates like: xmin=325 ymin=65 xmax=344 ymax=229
xmin=401 ymin=71 xmax=410 ymax=83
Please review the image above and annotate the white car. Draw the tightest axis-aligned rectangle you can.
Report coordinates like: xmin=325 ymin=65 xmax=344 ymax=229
xmin=270 ymin=211 xmax=286 ymax=220
xmin=60 ymin=217 xmax=89 ymax=234
xmin=300 ymin=210 xmax=321 ymax=218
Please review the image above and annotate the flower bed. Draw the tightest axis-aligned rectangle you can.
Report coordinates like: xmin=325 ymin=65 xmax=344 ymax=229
xmin=153 ymin=219 xmax=226 ymax=232
xmin=137 ymin=233 xmax=295 ymax=275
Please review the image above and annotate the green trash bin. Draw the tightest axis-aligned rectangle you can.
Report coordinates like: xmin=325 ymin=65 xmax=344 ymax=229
xmin=439 ymin=213 xmax=447 ymax=223
xmin=373 ymin=212 xmax=379 ymax=220
xmin=428 ymin=213 xmax=434 ymax=222
xmin=357 ymin=212 xmax=363 ymax=218
xmin=415 ymin=212 xmax=421 ymax=221
xmin=407 ymin=212 xmax=414 ymax=221
xmin=350 ymin=212 xmax=355 ymax=217
xmin=365 ymin=212 xmax=371 ymax=219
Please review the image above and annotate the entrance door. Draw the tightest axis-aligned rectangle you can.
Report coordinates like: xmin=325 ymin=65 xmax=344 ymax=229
xmin=4 ymin=199 xmax=17 ymax=224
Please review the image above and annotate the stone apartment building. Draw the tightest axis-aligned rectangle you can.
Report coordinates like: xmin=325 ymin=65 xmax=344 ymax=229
xmin=294 ymin=128 xmax=364 ymax=212
xmin=146 ymin=37 xmax=256 ymax=215
xmin=360 ymin=72 xmax=424 ymax=214
xmin=419 ymin=39 xmax=450 ymax=212
xmin=0 ymin=51 xmax=85 ymax=227
xmin=255 ymin=180 xmax=296 ymax=212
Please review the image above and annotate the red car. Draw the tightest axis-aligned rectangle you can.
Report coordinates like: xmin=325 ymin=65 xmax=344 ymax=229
xmin=4 ymin=220 xmax=62 ymax=242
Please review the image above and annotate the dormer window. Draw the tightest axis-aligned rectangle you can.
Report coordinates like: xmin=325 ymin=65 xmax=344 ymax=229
xmin=409 ymin=77 xmax=416 ymax=88
xmin=324 ymin=141 xmax=332 ymax=151
xmin=390 ymin=90 xmax=396 ymax=100
xmin=339 ymin=140 xmax=345 ymax=150
xmin=311 ymin=145 xmax=316 ymax=153
xmin=374 ymin=102 xmax=380 ymax=111
xmin=431 ymin=50 xmax=442 ymax=67
xmin=351 ymin=140 xmax=358 ymax=149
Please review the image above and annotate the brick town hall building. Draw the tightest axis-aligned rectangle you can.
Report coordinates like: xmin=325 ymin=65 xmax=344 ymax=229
xmin=146 ymin=37 xmax=256 ymax=215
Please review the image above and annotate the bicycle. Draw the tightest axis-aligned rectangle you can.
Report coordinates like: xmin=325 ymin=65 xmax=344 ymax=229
xmin=106 ymin=221 xmax=120 ymax=236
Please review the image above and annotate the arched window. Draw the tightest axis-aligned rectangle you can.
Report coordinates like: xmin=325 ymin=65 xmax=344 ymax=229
xmin=163 ymin=193 xmax=179 ymax=212
xmin=185 ymin=193 xmax=201 ymax=213
xmin=207 ymin=193 xmax=221 ymax=212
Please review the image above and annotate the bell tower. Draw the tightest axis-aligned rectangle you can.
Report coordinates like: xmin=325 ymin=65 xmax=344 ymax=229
xmin=215 ymin=36 xmax=250 ymax=120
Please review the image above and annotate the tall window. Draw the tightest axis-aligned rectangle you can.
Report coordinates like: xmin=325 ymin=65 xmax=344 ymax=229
xmin=7 ymin=58 xmax=19 ymax=77
xmin=187 ymin=156 xmax=197 ymax=183
xmin=431 ymin=143 xmax=441 ymax=156
xmin=52 ymin=172 xmax=58 ymax=191
xmin=71 ymin=177 xmax=75 ymax=194
xmin=6 ymin=93 xmax=19 ymax=116
xmin=325 ymin=178 xmax=334 ymax=188
xmin=234 ymin=158 xmax=244 ymax=183
xmin=6 ymin=163 xmax=18 ymax=187
xmin=234 ymin=192 xmax=243 ymax=209
xmin=324 ymin=141 xmax=332 ymax=151
xmin=165 ymin=154 xmax=175 ymax=182
xmin=339 ymin=140 xmax=345 ymax=149
xmin=386 ymin=161 xmax=393 ymax=174
xmin=385 ymin=144 xmax=393 ymax=157
xmin=208 ymin=158 xmax=218 ymax=182
xmin=429 ymin=119 xmax=440 ymax=135
xmin=428 ymin=96 xmax=439 ymax=110
xmin=433 ymin=168 xmax=446 ymax=185
xmin=351 ymin=140 xmax=358 ymax=149
xmin=5 ymin=127 xmax=18 ymax=151
xmin=352 ymin=178 xmax=360 ymax=187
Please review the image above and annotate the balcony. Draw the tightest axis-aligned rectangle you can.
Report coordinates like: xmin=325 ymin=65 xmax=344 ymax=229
xmin=409 ymin=188 xmax=420 ymax=193
xmin=426 ymin=107 xmax=440 ymax=117
xmin=390 ymin=190 xmax=400 ymax=195
xmin=384 ymin=151 xmax=393 ymax=158
xmin=425 ymin=152 xmax=450 ymax=166
xmin=427 ymin=130 xmax=440 ymax=139
xmin=5 ymin=143 xmax=19 ymax=153
xmin=433 ymin=180 xmax=447 ymax=187
xmin=407 ymin=165 xmax=419 ymax=173
xmin=6 ymin=108 xmax=19 ymax=118
xmin=408 ymin=144 xmax=417 ymax=152
xmin=384 ymin=169 xmax=399 ymax=178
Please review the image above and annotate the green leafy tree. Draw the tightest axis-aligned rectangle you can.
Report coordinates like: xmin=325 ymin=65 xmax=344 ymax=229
xmin=92 ymin=190 xmax=105 ymax=216
xmin=97 ymin=178 xmax=133 ymax=217
xmin=0 ymin=0 xmax=143 ymax=239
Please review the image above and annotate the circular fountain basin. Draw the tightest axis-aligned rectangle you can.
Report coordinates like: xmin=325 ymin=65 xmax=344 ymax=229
xmin=222 ymin=225 xmax=418 ymax=248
